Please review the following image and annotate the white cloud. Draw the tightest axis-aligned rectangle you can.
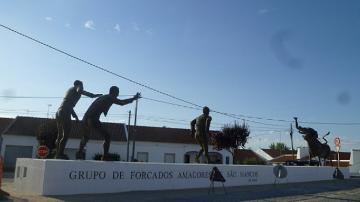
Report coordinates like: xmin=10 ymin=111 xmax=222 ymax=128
xmin=65 ymin=23 xmax=71 ymax=28
xmin=146 ymin=29 xmax=153 ymax=36
xmin=132 ymin=22 xmax=140 ymax=31
xmin=45 ymin=17 xmax=53 ymax=21
xmin=84 ymin=20 xmax=95 ymax=30
xmin=258 ymin=9 xmax=269 ymax=15
xmin=114 ymin=24 xmax=121 ymax=32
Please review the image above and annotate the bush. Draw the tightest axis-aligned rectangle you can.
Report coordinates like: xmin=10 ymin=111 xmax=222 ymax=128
xmin=93 ymin=153 xmax=121 ymax=161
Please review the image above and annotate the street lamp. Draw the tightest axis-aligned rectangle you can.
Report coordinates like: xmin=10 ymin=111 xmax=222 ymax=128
xmin=47 ymin=104 xmax=52 ymax=118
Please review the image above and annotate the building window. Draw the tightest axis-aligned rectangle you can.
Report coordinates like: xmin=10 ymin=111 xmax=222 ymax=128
xmin=137 ymin=152 xmax=149 ymax=162
xmin=64 ymin=148 xmax=80 ymax=160
xmin=164 ymin=153 xmax=175 ymax=163
xmin=4 ymin=145 xmax=33 ymax=171
xmin=226 ymin=156 xmax=230 ymax=164
xmin=209 ymin=152 xmax=223 ymax=164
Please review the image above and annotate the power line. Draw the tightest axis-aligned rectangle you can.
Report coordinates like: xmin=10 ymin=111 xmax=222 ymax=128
xmin=0 ymin=24 xmax=291 ymax=127
xmin=220 ymin=112 xmax=291 ymax=123
xmin=0 ymin=23 xmax=202 ymax=109
xmin=1 ymin=24 xmax=360 ymax=127
xmin=297 ymin=121 xmax=360 ymax=126
xmin=0 ymin=96 xmax=63 ymax=99
xmin=210 ymin=109 xmax=287 ymax=126
xmin=142 ymin=97 xmax=201 ymax=111
xmin=0 ymin=95 xmax=133 ymax=99
xmin=0 ymin=107 xmax=289 ymax=132
xmin=0 ymin=95 xmax=285 ymax=126
xmin=2 ymin=95 xmax=360 ymax=126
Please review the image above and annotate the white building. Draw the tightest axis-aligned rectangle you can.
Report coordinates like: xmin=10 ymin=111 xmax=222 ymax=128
xmin=350 ymin=149 xmax=360 ymax=176
xmin=0 ymin=116 xmax=232 ymax=170
xmin=254 ymin=147 xmax=351 ymax=167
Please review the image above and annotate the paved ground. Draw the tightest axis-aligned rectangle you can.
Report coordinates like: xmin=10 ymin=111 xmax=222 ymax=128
xmin=1 ymin=173 xmax=360 ymax=202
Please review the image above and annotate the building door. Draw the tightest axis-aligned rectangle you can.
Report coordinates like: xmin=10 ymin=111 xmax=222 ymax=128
xmin=184 ymin=151 xmax=198 ymax=163
xmin=209 ymin=152 xmax=223 ymax=164
xmin=64 ymin=148 xmax=78 ymax=160
xmin=137 ymin=152 xmax=149 ymax=162
xmin=4 ymin=145 xmax=33 ymax=171
xmin=164 ymin=153 xmax=175 ymax=163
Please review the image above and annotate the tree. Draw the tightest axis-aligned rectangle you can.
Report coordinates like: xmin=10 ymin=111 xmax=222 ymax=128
xmin=211 ymin=122 xmax=250 ymax=155
xmin=269 ymin=142 xmax=290 ymax=151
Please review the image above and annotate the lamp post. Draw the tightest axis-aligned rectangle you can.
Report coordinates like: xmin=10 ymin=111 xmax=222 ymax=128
xmin=126 ymin=111 xmax=131 ymax=162
xmin=290 ymin=123 xmax=295 ymax=160
xmin=131 ymin=94 xmax=139 ymax=162
xmin=47 ymin=104 xmax=52 ymax=118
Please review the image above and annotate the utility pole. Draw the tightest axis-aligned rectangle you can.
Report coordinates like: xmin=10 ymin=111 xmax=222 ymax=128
xmin=290 ymin=123 xmax=295 ymax=160
xmin=126 ymin=111 xmax=131 ymax=162
xmin=131 ymin=94 xmax=139 ymax=162
xmin=47 ymin=104 xmax=52 ymax=118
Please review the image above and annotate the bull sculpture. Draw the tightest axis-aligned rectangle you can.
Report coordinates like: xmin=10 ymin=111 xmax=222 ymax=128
xmin=294 ymin=117 xmax=331 ymax=166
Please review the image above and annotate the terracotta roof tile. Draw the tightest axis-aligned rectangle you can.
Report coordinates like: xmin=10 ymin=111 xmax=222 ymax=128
xmin=329 ymin=151 xmax=351 ymax=160
xmin=299 ymin=151 xmax=351 ymax=161
xmin=262 ymin=149 xmax=296 ymax=158
xmin=233 ymin=149 xmax=263 ymax=161
xmin=0 ymin=117 xmax=14 ymax=134
xmin=3 ymin=116 xmax=127 ymax=141
xmin=2 ymin=116 xmax=198 ymax=144
xmin=270 ymin=154 xmax=296 ymax=162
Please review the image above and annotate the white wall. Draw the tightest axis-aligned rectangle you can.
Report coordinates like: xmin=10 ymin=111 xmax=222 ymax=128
xmin=129 ymin=141 xmax=232 ymax=164
xmin=1 ymin=135 xmax=38 ymax=158
xmin=350 ymin=149 xmax=360 ymax=176
xmin=1 ymin=135 xmax=233 ymax=164
xmin=297 ymin=147 xmax=309 ymax=159
xmin=14 ymin=158 xmax=350 ymax=195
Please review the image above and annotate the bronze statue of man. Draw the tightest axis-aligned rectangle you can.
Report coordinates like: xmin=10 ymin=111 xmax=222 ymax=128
xmin=76 ymin=86 xmax=140 ymax=160
xmin=191 ymin=106 xmax=212 ymax=163
xmin=55 ymin=80 xmax=101 ymax=159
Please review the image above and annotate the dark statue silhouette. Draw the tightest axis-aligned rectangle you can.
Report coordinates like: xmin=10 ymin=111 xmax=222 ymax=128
xmin=191 ymin=106 xmax=212 ymax=163
xmin=55 ymin=80 xmax=101 ymax=159
xmin=76 ymin=86 xmax=140 ymax=161
xmin=294 ymin=117 xmax=331 ymax=166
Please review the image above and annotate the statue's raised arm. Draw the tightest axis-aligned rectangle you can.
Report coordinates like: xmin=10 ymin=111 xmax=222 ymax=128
xmin=294 ymin=117 xmax=301 ymax=130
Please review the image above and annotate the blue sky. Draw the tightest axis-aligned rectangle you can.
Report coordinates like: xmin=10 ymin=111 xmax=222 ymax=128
xmin=0 ymin=0 xmax=359 ymax=150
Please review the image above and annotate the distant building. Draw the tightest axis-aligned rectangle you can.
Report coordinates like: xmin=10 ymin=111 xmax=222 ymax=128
xmin=255 ymin=147 xmax=351 ymax=167
xmin=350 ymin=149 xmax=360 ymax=176
xmin=0 ymin=116 xmax=232 ymax=171
xmin=233 ymin=149 xmax=265 ymax=165
xmin=255 ymin=149 xmax=296 ymax=164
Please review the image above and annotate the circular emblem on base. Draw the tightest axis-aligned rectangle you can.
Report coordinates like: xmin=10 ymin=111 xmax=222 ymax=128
xmin=37 ymin=145 xmax=49 ymax=159
xmin=273 ymin=165 xmax=287 ymax=178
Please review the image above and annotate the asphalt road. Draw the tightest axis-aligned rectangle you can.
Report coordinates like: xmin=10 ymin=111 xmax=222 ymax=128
xmin=1 ymin=174 xmax=360 ymax=202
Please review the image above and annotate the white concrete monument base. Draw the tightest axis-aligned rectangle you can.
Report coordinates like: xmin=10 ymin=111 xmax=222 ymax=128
xmin=14 ymin=158 xmax=349 ymax=196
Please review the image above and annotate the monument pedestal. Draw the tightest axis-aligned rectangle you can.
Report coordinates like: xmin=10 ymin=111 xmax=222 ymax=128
xmin=14 ymin=158 xmax=349 ymax=196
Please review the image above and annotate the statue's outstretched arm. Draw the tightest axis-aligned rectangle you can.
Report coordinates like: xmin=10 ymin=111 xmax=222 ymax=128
xmin=81 ymin=90 xmax=102 ymax=98
xmin=113 ymin=93 xmax=140 ymax=106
